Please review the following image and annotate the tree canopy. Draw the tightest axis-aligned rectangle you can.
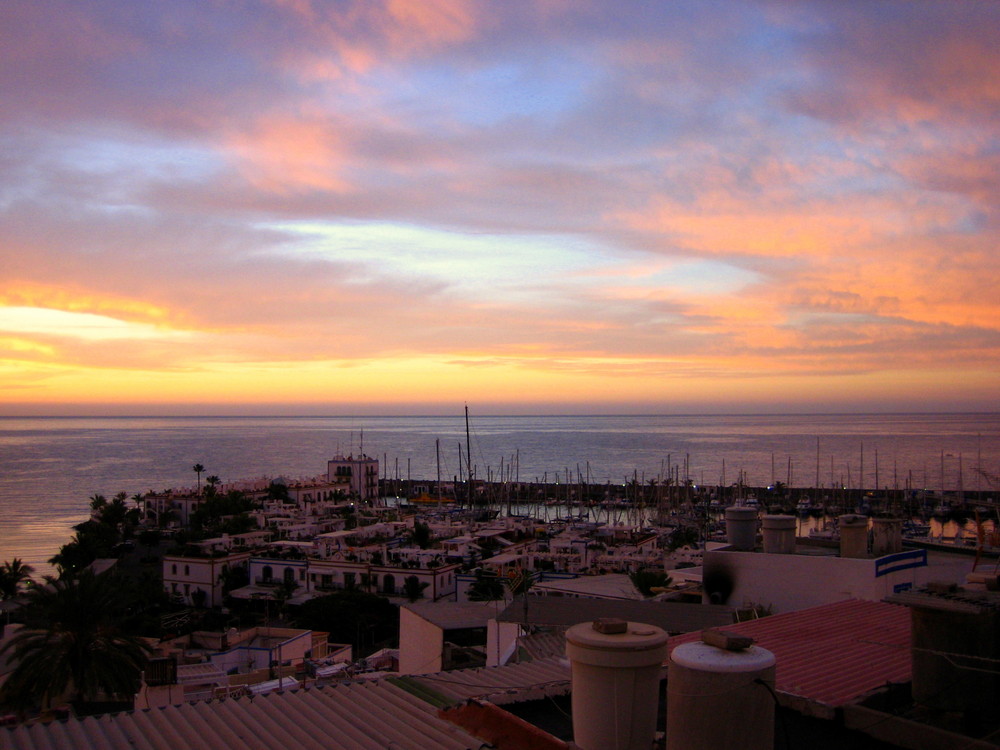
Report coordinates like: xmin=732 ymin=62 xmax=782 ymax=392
xmin=0 ymin=570 xmax=152 ymax=712
xmin=294 ymin=591 xmax=398 ymax=656
xmin=629 ymin=569 xmax=673 ymax=597
xmin=0 ymin=559 xmax=35 ymax=600
xmin=466 ymin=569 xmax=505 ymax=602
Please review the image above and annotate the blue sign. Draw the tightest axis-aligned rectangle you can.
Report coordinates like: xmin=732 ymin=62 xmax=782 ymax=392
xmin=875 ymin=549 xmax=927 ymax=578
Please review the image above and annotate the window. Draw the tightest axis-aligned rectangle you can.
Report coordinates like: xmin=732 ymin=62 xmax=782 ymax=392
xmin=184 ymin=565 xmax=190 ymax=576
xmin=171 ymin=564 xmax=177 ymax=575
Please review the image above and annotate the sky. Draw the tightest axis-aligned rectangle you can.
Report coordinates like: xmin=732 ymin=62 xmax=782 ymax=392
xmin=1 ymin=0 xmax=998 ymax=416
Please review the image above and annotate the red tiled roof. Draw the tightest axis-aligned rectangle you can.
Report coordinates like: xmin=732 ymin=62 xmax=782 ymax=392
xmin=668 ymin=599 xmax=911 ymax=717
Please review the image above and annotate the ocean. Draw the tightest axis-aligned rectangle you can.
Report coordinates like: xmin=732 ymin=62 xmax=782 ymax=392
xmin=1 ymin=413 xmax=998 ymax=576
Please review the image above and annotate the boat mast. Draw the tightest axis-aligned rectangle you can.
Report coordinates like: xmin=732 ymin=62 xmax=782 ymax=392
xmin=436 ymin=438 xmax=442 ymax=507
xmin=815 ymin=437 xmax=820 ymax=491
xmin=465 ymin=404 xmax=474 ymax=506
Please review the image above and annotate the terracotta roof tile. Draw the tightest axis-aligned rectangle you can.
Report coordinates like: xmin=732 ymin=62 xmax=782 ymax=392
xmin=667 ymin=598 xmax=911 ymax=717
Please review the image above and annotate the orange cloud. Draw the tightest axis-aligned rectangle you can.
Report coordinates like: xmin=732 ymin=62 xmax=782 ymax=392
xmin=0 ymin=284 xmax=176 ymax=326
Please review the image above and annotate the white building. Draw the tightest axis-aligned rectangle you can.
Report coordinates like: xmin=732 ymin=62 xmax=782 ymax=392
xmin=145 ymin=491 xmax=203 ymax=527
xmin=235 ymin=556 xmax=461 ymax=603
xmin=398 ymin=600 xmax=502 ymax=674
xmin=163 ymin=551 xmax=251 ymax=608
xmin=327 ymin=454 xmax=380 ymax=502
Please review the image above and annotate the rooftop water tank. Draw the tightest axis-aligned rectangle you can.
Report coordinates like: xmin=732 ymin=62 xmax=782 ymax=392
xmin=871 ymin=517 xmax=903 ymax=556
xmin=761 ymin=515 xmax=796 ymax=554
xmin=839 ymin=514 xmax=869 ymax=558
xmin=666 ymin=638 xmax=776 ymax=750
xmin=725 ymin=506 xmax=758 ymax=551
xmin=566 ymin=619 xmax=669 ymax=750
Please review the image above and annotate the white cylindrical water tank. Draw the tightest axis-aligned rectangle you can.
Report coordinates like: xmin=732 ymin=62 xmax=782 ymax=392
xmin=725 ymin=506 xmax=758 ymax=550
xmin=839 ymin=514 xmax=869 ymax=558
xmin=566 ymin=620 xmax=669 ymax=750
xmin=871 ymin=517 xmax=903 ymax=556
xmin=761 ymin=515 xmax=796 ymax=554
xmin=666 ymin=641 xmax=776 ymax=750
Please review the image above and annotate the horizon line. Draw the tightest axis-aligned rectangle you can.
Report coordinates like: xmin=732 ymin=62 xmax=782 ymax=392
xmin=2 ymin=410 xmax=998 ymax=419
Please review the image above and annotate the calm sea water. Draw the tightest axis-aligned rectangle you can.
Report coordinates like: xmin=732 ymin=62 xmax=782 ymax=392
xmin=1 ymin=413 xmax=997 ymax=576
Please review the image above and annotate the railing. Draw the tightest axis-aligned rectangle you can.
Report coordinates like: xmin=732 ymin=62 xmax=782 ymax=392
xmin=314 ymin=582 xmax=344 ymax=592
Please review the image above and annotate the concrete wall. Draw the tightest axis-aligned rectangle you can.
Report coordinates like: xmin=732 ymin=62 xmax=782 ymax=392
xmin=486 ymin=620 xmax=521 ymax=667
xmin=702 ymin=549 xmax=931 ymax=613
xmin=398 ymin=607 xmax=444 ymax=675
xmin=209 ymin=629 xmax=313 ymax=675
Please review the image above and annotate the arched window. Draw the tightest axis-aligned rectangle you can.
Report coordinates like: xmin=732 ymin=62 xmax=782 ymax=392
xmin=381 ymin=573 xmax=395 ymax=594
xmin=262 ymin=565 xmax=273 ymax=582
xmin=284 ymin=567 xmax=295 ymax=586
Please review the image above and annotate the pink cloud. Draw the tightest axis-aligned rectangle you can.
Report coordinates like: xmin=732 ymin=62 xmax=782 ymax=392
xmin=224 ymin=116 xmax=352 ymax=194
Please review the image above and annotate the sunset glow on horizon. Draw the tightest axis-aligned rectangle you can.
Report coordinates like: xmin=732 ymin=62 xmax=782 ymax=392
xmin=2 ymin=1 xmax=998 ymax=416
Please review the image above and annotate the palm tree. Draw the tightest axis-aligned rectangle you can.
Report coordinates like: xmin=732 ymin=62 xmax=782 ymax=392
xmin=466 ymin=569 xmax=504 ymax=602
xmin=0 ymin=558 xmax=35 ymax=600
xmin=88 ymin=493 xmax=107 ymax=516
xmin=192 ymin=463 xmax=205 ymax=493
xmin=0 ymin=570 xmax=152 ymax=712
xmin=99 ymin=494 xmax=130 ymax=529
xmin=205 ymin=475 xmax=220 ymax=498
xmin=403 ymin=575 xmax=429 ymax=602
xmin=505 ymin=567 xmax=536 ymax=623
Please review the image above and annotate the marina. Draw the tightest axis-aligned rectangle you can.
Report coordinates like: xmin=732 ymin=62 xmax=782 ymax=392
xmin=1 ymin=412 xmax=997 ymax=575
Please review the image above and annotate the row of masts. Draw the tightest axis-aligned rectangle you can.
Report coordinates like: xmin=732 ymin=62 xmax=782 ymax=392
xmin=373 ymin=411 xmax=994 ymax=520
xmin=380 ymin=445 xmax=995 ymax=503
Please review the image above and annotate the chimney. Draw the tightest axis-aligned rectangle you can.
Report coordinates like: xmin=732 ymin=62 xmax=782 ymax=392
xmin=666 ymin=631 xmax=775 ymax=750
xmin=565 ymin=618 xmax=669 ymax=750
xmin=725 ymin=506 xmax=758 ymax=551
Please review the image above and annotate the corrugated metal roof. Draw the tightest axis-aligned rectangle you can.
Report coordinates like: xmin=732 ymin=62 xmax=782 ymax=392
xmin=397 ymin=656 xmax=571 ymax=706
xmin=517 ymin=631 xmax=566 ymax=661
xmin=667 ymin=598 xmax=911 ymax=718
xmin=1 ymin=679 xmax=485 ymax=750
xmin=497 ymin=595 xmax=735 ymax=634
